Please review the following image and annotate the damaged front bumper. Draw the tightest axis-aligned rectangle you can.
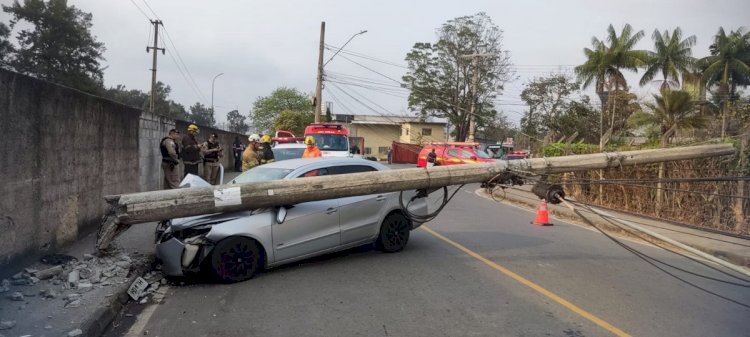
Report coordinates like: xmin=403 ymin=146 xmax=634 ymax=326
xmin=155 ymin=221 xmax=214 ymax=277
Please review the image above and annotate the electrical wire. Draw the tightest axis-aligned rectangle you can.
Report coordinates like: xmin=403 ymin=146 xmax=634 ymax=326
xmin=556 ymin=196 xmax=750 ymax=308
xmin=128 ymin=0 xmax=152 ymax=21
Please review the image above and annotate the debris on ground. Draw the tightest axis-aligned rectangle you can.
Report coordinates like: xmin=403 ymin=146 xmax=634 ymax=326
xmin=9 ymin=292 xmax=24 ymax=301
xmin=0 ymin=320 xmax=16 ymax=330
xmin=67 ymin=328 xmax=83 ymax=336
xmin=39 ymin=254 xmax=77 ymax=265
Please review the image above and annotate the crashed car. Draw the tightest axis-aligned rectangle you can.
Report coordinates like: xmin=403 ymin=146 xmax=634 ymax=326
xmin=155 ymin=157 xmax=428 ymax=283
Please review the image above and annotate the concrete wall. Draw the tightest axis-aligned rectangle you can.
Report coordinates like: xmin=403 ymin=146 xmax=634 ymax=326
xmin=0 ymin=70 xmax=140 ymax=267
xmin=139 ymin=112 xmax=176 ymax=191
xmin=0 ymin=69 xmax=246 ymax=269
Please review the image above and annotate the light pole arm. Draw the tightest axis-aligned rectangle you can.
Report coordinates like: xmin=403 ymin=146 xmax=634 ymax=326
xmin=211 ymin=72 xmax=224 ymax=113
xmin=323 ymin=30 xmax=367 ymax=67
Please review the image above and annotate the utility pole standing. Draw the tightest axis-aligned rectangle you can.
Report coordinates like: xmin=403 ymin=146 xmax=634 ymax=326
xmin=146 ymin=20 xmax=164 ymax=113
xmin=460 ymin=53 xmax=493 ymax=142
xmin=314 ymin=21 xmax=325 ymax=123
xmin=467 ymin=55 xmax=480 ymax=142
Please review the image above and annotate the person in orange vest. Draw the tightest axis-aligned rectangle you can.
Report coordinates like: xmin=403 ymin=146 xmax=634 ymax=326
xmin=302 ymin=136 xmax=322 ymax=158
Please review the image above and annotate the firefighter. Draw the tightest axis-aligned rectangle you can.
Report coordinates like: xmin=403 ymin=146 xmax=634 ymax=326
xmin=257 ymin=134 xmax=275 ymax=164
xmin=182 ymin=124 xmax=202 ymax=177
xmin=202 ymin=133 xmax=223 ymax=184
xmin=302 ymin=136 xmax=322 ymax=158
xmin=242 ymin=134 xmax=261 ymax=171
xmin=160 ymin=129 xmax=181 ymax=189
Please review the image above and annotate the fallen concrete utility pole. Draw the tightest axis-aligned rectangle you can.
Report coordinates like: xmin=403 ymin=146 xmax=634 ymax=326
xmin=96 ymin=144 xmax=734 ymax=251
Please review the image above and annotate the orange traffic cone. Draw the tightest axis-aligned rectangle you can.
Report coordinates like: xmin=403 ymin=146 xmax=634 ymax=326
xmin=531 ymin=200 xmax=553 ymax=226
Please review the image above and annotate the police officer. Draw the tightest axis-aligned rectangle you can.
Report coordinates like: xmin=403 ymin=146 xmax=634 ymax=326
xmin=202 ymin=133 xmax=223 ymax=184
xmin=160 ymin=129 xmax=181 ymax=189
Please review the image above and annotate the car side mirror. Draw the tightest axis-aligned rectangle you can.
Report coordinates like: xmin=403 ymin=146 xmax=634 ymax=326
xmin=276 ymin=206 xmax=288 ymax=224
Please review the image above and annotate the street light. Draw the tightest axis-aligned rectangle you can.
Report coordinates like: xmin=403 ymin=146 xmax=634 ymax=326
xmin=211 ymin=72 xmax=224 ymax=114
xmin=324 ymin=30 xmax=368 ymax=67
xmin=316 ymin=28 xmax=368 ymax=123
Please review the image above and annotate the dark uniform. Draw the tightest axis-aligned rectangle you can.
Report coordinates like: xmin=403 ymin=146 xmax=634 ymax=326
xmin=257 ymin=142 xmax=275 ymax=164
xmin=160 ymin=137 xmax=181 ymax=189
xmin=203 ymin=140 xmax=221 ymax=184
xmin=182 ymin=132 xmax=201 ymax=177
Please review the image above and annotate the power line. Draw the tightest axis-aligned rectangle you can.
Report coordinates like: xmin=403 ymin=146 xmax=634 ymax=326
xmin=128 ymin=0 xmax=151 ymax=21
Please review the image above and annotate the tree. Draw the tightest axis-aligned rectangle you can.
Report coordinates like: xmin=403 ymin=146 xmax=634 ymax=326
xmin=575 ymin=24 xmax=646 ymax=147
xmin=699 ymin=27 xmax=750 ymax=138
xmin=548 ymin=96 xmax=601 ymax=144
xmin=402 ymin=12 xmax=512 ymax=141
xmin=274 ymin=110 xmax=314 ymax=135
xmin=519 ymin=74 xmax=579 ymax=138
xmin=3 ymin=0 xmax=106 ymax=93
xmin=188 ymin=102 xmax=215 ymax=127
xmin=628 ymin=90 xmax=705 ymax=145
xmin=227 ymin=109 xmax=250 ymax=134
xmin=104 ymin=84 xmax=148 ymax=109
xmin=477 ymin=112 xmax=515 ymax=142
xmin=0 ymin=22 xmax=14 ymax=64
xmin=251 ymin=87 xmax=310 ymax=134
xmin=640 ymin=27 xmax=697 ymax=90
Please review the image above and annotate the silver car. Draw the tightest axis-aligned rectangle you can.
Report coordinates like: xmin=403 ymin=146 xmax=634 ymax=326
xmin=155 ymin=158 xmax=428 ymax=283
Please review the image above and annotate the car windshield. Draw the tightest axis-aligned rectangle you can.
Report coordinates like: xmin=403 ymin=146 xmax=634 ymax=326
xmin=313 ymin=134 xmax=349 ymax=151
xmin=273 ymin=147 xmax=305 ymax=161
xmin=475 ymin=149 xmax=491 ymax=159
xmin=232 ymin=167 xmax=294 ymax=184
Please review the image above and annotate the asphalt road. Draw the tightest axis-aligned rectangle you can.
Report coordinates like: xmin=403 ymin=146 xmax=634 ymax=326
xmin=107 ymin=183 xmax=750 ymax=337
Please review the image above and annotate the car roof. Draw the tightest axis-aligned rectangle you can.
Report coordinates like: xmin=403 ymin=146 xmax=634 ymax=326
xmin=260 ymin=157 xmax=387 ymax=170
xmin=273 ymin=143 xmax=307 ymax=149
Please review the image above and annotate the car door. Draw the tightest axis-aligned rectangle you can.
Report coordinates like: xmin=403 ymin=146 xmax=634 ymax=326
xmin=332 ymin=165 xmax=385 ymax=245
xmin=272 ymin=167 xmax=341 ymax=262
xmin=444 ymin=148 xmax=462 ymax=165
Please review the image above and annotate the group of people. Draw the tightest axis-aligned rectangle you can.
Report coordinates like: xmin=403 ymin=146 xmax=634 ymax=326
xmin=239 ymin=134 xmax=322 ymax=172
xmin=161 ymin=127 xmax=327 ymax=189
xmin=160 ymin=124 xmax=223 ymax=189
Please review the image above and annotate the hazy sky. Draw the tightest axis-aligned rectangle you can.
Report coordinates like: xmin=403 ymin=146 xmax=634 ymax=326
xmin=4 ymin=0 xmax=748 ymax=126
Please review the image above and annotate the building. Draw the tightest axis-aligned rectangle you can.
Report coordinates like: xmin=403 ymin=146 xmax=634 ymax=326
xmin=333 ymin=114 xmax=447 ymax=160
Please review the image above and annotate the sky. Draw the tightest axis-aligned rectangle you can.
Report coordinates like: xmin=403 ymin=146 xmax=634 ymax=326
xmin=3 ymin=0 xmax=748 ymax=127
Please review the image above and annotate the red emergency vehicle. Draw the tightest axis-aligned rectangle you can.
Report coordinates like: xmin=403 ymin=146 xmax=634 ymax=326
xmin=416 ymin=142 xmax=495 ymax=168
xmin=304 ymin=123 xmax=351 ymax=157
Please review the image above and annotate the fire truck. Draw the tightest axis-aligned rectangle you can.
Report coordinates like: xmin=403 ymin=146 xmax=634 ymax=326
xmin=304 ymin=123 xmax=352 ymax=157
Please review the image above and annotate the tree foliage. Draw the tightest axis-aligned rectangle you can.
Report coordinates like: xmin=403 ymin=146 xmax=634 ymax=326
xmin=274 ymin=110 xmax=314 ymax=135
xmin=402 ymin=12 xmax=512 ymax=141
xmin=520 ymin=74 xmax=579 ymax=136
xmin=477 ymin=112 xmax=515 ymax=141
xmin=103 ymin=82 xmax=188 ymax=120
xmin=251 ymin=87 xmax=310 ymax=134
xmin=640 ymin=27 xmax=697 ymax=90
xmin=2 ymin=0 xmax=106 ymax=93
xmin=227 ymin=109 xmax=250 ymax=134
xmin=0 ymin=22 xmax=14 ymax=64
xmin=628 ymin=90 xmax=706 ymax=144
xmin=575 ymin=24 xmax=646 ymax=114
xmin=188 ymin=102 xmax=215 ymax=127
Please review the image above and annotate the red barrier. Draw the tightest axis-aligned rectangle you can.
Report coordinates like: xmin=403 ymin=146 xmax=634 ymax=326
xmin=392 ymin=141 xmax=421 ymax=164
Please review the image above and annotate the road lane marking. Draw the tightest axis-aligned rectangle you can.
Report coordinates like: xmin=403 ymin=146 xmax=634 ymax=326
xmin=421 ymin=225 xmax=631 ymax=337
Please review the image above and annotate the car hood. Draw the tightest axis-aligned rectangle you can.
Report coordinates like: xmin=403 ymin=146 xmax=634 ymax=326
xmin=170 ymin=210 xmax=259 ymax=230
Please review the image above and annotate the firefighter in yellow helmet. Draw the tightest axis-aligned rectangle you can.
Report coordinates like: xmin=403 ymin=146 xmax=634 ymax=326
xmin=302 ymin=136 xmax=322 ymax=158
xmin=257 ymin=134 xmax=275 ymax=164
xmin=182 ymin=124 xmax=201 ymax=177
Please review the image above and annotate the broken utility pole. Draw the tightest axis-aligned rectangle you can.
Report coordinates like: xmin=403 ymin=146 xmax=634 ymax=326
xmin=96 ymin=144 xmax=735 ymax=251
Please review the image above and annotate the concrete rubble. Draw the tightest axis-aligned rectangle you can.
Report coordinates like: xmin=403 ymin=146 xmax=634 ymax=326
xmin=0 ymin=250 xmax=153 ymax=335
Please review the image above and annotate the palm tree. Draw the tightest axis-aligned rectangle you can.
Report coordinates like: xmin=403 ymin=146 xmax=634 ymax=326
xmin=699 ymin=27 xmax=750 ymax=138
xmin=628 ymin=90 xmax=706 ymax=145
xmin=575 ymin=24 xmax=646 ymax=148
xmin=639 ymin=28 xmax=697 ymax=91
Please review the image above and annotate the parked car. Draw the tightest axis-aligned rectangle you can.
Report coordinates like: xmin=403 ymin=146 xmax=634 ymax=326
xmin=416 ymin=143 xmax=495 ymax=167
xmin=155 ymin=158 xmax=428 ymax=283
xmin=272 ymin=143 xmax=307 ymax=161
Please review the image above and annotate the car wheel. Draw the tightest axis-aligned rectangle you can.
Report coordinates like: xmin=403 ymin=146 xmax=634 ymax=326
xmin=376 ymin=213 xmax=410 ymax=253
xmin=209 ymin=236 xmax=262 ymax=283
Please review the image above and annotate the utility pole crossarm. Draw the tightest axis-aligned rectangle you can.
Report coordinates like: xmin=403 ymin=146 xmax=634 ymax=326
xmin=96 ymin=144 xmax=735 ymax=250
